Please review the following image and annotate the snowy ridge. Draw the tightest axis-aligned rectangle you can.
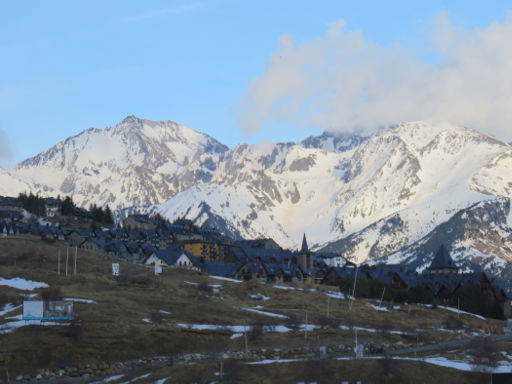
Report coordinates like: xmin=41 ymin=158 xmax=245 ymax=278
xmin=2 ymin=118 xmax=512 ymax=272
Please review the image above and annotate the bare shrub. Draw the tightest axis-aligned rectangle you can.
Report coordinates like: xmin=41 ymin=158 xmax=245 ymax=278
xmin=378 ymin=355 xmax=394 ymax=377
xmin=198 ymin=282 xmax=212 ymax=293
xmin=408 ymin=309 xmax=420 ymax=317
xmin=65 ymin=321 xmax=85 ymax=344
xmin=129 ymin=274 xmax=151 ymax=286
xmin=222 ymin=358 xmax=242 ymax=382
xmin=0 ymin=292 xmax=9 ymax=308
xmin=117 ymin=273 xmax=151 ymax=286
xmin=150 ymin=310 xmax=164 ymax=324
xmin=128 ymin=326 xmax=140 ymax=338
xmin=468 ymin=336 xmax=499 ymax=370
xmin=243 ymin=279 xmax=260 ymax=293
xmin=317 ymin=316 xmax=340 ymax=329
xmin=284 ymin=316 xmax=301 ymax=332
xmin=443 ymin=314 xmax=463 ymax=330
xmin=41 ymin=287 xmax=62 ymax=300
xmin=379 ymin=320 xmax=393 ymax=334
xmin=249 ymin=320 xmax=264 ymax=341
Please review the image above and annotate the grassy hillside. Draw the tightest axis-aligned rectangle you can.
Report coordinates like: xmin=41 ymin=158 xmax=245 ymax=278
xmin=0 ymin=236 xmax=510 ymax=383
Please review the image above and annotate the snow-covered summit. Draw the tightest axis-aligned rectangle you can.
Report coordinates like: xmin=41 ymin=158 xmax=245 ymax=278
xmin=2 ymin=118 xmax=512 ymax=275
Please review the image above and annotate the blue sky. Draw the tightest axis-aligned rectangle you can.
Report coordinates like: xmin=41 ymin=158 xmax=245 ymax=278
xmin=1 ymin=1 xmax=511 ymax=166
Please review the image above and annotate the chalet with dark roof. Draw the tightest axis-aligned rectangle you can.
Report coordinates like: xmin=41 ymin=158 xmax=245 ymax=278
xmin=201 ymin=261 xmax=243 ymax=279
xmin=44 ymin=198 xmax=61 ymax=217
xmin=322 ymin=266 xmax=357 ymax=286
xmin=0 ymin=210 xmax=22 ymax=222
xmin=234 ymin=238 xmax=282 ymax=250
xmin=0 ymin=196 xmax=23 ymax=212
xmin=427 ymin=245 xmax=459 ymax=275
xmin=123 ymin=214 xmax=156 ymax=231
xmin=237 ymin=261 xmax=268 ymax=281
xmin=144 ymin=245 xmax=195 ymax=269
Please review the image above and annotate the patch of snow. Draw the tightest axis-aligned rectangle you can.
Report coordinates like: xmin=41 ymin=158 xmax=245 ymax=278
xmin=119 ymin=372 xmax=151 ymax=384
xmin=159 ymin=310 xmax=172 ymax=315
xmin=184 ymin=281 xmax=198 ymax=286
xmin=20 ymin=293 xmax=37 ymax=298
xmin=0 ymin=304 xmax=22 ymax=317
xmin=249 ymin=293 xmax=270 ymax=301
xmin=177 ymin=323 xmax=291 ymax=333
xmin=230 ymin=333 xmax=243 ymax=339
xmin=209 ymin=276 xmax=242 ymax=283
xmin=241 ymin=307 xmax=288 ymax=319
xmin=142 ymin=318 xmax=151 ymax=324
xmin=246 ymin=358 xmax=306 ymax=365
xmin=437 ymin=305 xmax=486 ymax=320
xmin=369 ymin=304 xmax=388 ymax=311
xmin=325 ymin=291 xmax=347 ymax=299
xmin=273 ymin=285 xmax=303 ymax=291
xmin=0 ymin=319 xmax=70 ymax=334
xmin=0 ymin=277 xmax=48 ymax=291
xmin=335 ymin=355 xmax=512 ymax=373
xmin=154 ymin=378 xmax=170 ymax=384
xmin=63 ymin=298 xmax=97 ymax=304
xmin=90 ymin=374 xmax=125 ymax=384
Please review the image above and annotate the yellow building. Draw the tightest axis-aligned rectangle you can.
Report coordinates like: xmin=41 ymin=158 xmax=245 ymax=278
xmin=182 ymin=241 xmax=220 ymax=261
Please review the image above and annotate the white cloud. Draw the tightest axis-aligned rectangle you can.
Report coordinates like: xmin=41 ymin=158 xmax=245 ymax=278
xmin=0 ymin=128 xmax=12 ymax=168
xmin=238 ymin=13 xmax=512 ymax=140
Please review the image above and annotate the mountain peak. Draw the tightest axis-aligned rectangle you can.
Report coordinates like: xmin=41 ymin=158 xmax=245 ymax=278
xmin=120 ymin=115 xmax=140 ymax=124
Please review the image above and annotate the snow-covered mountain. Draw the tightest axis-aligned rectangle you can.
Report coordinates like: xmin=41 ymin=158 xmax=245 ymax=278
xmin=0 ymin=116 xmax=227 ymax=209
xmin=373 ymin=198 xmax=512 ymax=280
xmin=3 ymin=117 xmax=512 ymax=277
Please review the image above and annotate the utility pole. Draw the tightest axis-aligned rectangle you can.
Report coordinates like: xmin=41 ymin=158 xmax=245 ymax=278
xmin=219 ymin=356 xmax=223 ymax=383
xmin=66 ymin=248 xmax=69 ymax=276
xmin=305 ymin=310 xmax=308 ymax=340
xmin=379 ymin=287 xmax=386 ymax=308
xmin=74 ymin=247 xmax=77 ymax=275
xmin=349 ymin=266 xmax=359 ymax=311
xmin=354 ymin=329 xmax=358 ymax=358
xmin=244 ymin=323 xmax=248 ymax=354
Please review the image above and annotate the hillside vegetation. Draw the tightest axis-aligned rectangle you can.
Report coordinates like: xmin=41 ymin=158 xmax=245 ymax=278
xmin=0 ymin=236 xmax=510 ymax=383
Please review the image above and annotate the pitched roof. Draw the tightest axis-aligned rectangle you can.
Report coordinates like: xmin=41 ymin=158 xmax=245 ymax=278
xmin=240 ymin=247 xmax=294 ymax=264
xmin=428 ymin=245 xmax=458 ymax=271
xmin=203 ymin=261 xmax=242 ymax=277
xmin=300 ymin=233 xmax=309 ymax=253
xmin=152 ymin=247 xmax=190 ymax=266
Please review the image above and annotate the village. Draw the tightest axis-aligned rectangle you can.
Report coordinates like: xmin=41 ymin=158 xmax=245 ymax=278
xmin=1 ymin=194 xmax=510 ymax=322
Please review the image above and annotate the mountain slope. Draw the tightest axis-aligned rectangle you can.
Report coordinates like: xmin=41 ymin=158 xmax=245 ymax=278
xmin=8 ymin=116 xmax=228 ymax=209
xmin=156 ymin=121 xmax=512 ymax=254
xmin=3 ymin=117 xmax=512 ymax=276
xmin=375 ymin=198 xmax=512 ymax=280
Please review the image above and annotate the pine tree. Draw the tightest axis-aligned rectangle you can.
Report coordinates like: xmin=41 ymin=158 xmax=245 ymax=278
xmin=104 ymin=205 xmax=114 ymax=225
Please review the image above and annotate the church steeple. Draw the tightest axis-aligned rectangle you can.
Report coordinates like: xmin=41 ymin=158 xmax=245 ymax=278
xmin=297 ymin=233 xmax=313 ymax=270
xmin=301 ymin=233 xmax=309 ymax=254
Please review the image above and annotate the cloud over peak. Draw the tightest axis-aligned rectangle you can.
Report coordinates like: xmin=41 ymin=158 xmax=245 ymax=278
xmin=238 ymin=14 xmax=512 ymax=140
